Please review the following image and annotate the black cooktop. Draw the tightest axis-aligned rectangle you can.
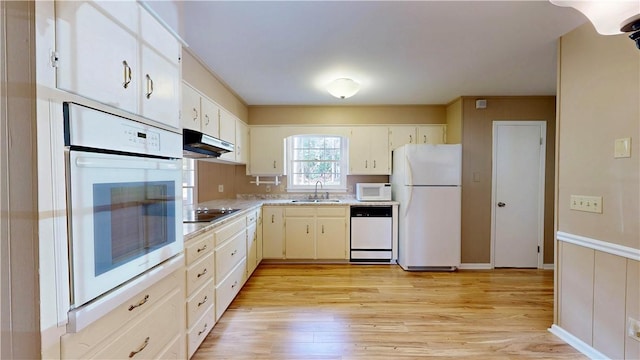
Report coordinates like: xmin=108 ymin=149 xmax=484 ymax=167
xmin=183 ymin=208 xmax=240 ymax=223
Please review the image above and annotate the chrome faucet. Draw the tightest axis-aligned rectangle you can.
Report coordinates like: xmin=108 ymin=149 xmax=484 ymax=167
xmin=313 ymin=180 xmax=323 ymax=199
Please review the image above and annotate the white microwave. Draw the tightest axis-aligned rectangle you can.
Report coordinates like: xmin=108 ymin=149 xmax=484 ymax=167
xmin=356 ymin=183 xmax=392 ymax=201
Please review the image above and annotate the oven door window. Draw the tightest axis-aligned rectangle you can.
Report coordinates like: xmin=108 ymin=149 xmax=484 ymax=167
xmin=93 ymin=181 xmax=176 ymax=275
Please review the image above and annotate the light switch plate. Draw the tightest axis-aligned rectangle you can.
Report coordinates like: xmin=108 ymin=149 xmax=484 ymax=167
xmin=218 ymin=184 xmax=224 ymax=192
xmin=570 ymin=195 xmax=603 ymax=213
xmin=614 ymin=137 xmax=631 ymax=158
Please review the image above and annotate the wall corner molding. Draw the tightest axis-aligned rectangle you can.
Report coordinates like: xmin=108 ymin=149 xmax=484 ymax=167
xmin=549 ymin=325 xmax=609 ymax=360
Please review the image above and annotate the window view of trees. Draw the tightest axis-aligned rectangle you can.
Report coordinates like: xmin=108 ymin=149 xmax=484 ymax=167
xmin=289 ymin=135 xmax=346 ymax=188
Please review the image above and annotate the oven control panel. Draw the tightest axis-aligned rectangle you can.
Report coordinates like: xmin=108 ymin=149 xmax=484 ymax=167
xmin=124 ymin=125 xmax=160 ymax=152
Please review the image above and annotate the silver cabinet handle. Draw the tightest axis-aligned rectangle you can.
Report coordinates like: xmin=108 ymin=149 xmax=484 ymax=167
xmin=322 ymin=225 xmax=325 ymax=234
xmin=498 ymin=202 xmax=506 ymax=207
xmin=273 ymin=160 xmax=276 ymax=168
xmin=145 ymin=74 xmax=154 ymax=99
xmin=306 ymin=225 xmax=309 ymax=234
xmin=424 ymin=135 xmax=427 ymax=143
xmin=373 ymin=160 xmax=377 ymax=168
xmin=365 ymin=160 xmax=368 ymax=168
xmin=128 ymin=337 xmax=149 ymax=358
xmin=197 ymin=295 xmax=208 ymax=307
xmin=204 ymin=114 xmax=210 ymax=125
xmin=198 ymin=323 xmax=208 ymax=336
xmin=197 ymin=268 xmax=208 ymax=278
xmin=128 ymin=294 xmax=149 ymax=311
xmin=271 ymin=214 xmax=275 ymax=223
xmin=122 ymin=60 xmax=132 ymax=89
xmin=197 ymin=244 xmax=207 ymax=253
xmin=231 ymin=280 xmax=238 ymax=289
xmin=409 ymin=134 xmax=413 ymax=143
xmin=231 ymin=249 xmax=237 ymax=256
xmin=192 ymin=107 xmax=198 ymax=121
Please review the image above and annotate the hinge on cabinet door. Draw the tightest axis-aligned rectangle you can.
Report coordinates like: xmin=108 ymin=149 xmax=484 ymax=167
xmin=50 ymin=51 xmax=59 ymax=68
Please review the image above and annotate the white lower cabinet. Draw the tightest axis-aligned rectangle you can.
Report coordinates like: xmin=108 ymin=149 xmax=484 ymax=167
xmin=282 ymin=206 xmax=348 ymax=260
xmin=246 ymin=209 xmax=261 ymax=276
xmin=214 ymin=216 xmax=248 ymax=321
xmin=184 ymin=231 xmax=215 ymax=359
xmin=262 ymin=206 xmax=285 ymax=259
xmin=60 ymin=268 xmax=185 ymax=360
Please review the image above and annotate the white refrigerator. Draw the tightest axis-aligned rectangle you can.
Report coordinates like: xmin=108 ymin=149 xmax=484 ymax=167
xmin=391 ymin=144 xmax=462 ymax=271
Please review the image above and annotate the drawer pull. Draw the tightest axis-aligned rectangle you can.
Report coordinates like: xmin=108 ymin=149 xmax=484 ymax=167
xmin=122 ymin=60 xmax=132 ymax=89
xmin=231 ymin=249 xmax=237 ymax=256
xmin=198 ymin=323 xmax=208 ymax=336
xmin=231 ymin=280 xmax=238 ymax=289
xmin=145 ymin=74 xmax=154 ymax=99
xmin=197 ymin=295 xmax=208 ymax=307
xmin=197 ymin=268 xmax=208 ymax=278
xmin=197 ymin=244 xmax=208 ymax=253
xmin=128 ymin=336 xmax=150 ymax=358
xmin=128 ymin=294 xmax=149 ymax=311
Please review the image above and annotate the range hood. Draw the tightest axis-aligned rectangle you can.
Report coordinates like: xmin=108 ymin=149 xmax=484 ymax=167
xmin=183 ymin=129 xmax=234 ymax=158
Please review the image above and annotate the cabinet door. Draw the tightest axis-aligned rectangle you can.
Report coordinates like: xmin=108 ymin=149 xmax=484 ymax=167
xmin=348 ymin=128 xmax=371 ymax=174
xmin=368 ymin=126 xmax=390 ymax=175
xmin=138 ymin=10 xmax=181 ymax=129
xmin=249 ymin=127 xmax=285 ymax=175
xmin=56 ymin=1 xmax=139 ymax=114
xmin=417 ymin=125 xmax=446 ymax=144
xmin=139 ymin=45 xmax=180 ymax=129
xmin=316 ymin=217 xmax=347 ymax=259
xmin=235 ymin=120 xmax=249 ymax=164
xmin=246 ymin=222 xmax=258 ymax=276
xmin=262 ymin=207 xmax=284 ymax=259
xmin=200 ymin=98 xmax=220 ymax=138
xmin=218 ymin=109 xmax=237 ymax=162
xmin=285 ymin=217 xmax=315 ymax=259
xmin=181 ymin=83 xmax=201 ymax=131
xmin=389 ymin=126 xmax=417 ymax=150
xmin=256 ymin=209 xmax=263 ymax=263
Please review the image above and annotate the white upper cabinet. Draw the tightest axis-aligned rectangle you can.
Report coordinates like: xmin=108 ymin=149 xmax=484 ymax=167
xmin=55 ymin=0 xmax=181 ymax=129
xmin=235 ymin=120 xmax=249 ymax=164
xmin=417 ymin=125 xmax=446 ymax=144
xmin=349 ymin=126 xmax=390 ymax=175
xmin=248 ymin=127 xmax=285 ymax=175
xmin=217 ymin=109 xmax=237 ymax=162
xmin=389 ymin=125 xmax=446 ymax=150
xmin=182 ymin=82 xmax=220 ymax=137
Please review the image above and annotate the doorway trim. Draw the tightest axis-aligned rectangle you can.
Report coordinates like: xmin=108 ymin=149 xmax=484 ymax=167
xmin=490 ymin=121 xmax=546 ymax=269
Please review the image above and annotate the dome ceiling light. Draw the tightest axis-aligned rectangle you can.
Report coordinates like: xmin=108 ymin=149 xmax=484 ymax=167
xmin=327 ymin=78 xmax=360 ymax=99
xmin=550 ymin=0 xmax=640 ymax=49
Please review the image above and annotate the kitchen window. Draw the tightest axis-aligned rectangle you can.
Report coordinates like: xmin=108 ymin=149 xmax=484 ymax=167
xmin=286 ymin=134 xmax=347 ymax=191
xmin=182 ymin=158 xmax=197 ymax=206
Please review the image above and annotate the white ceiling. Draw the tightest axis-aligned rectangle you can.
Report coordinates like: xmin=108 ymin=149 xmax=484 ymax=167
xmin=179 ymin=1 xmax=587 ymax=106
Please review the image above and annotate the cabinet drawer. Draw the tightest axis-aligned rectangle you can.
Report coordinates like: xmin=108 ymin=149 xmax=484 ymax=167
xmin=187 ymin=305 xmax=215 ymax=359
xmin=286 ymin=207 xmax=316 ymax=217
xmin=186 ymin=278 xmax=215 ymax=329
xmin=215 ymin=231 xmax=246 ymax=283
xmin=185 ymin=231 xmax=213 ymax=265
xmin=186 ymin=252 xmax=214 ymax=295
xmin=215 ymin=259 xmax=246 ymax=321
xmin=92 ymin=287 xmax=182 ymax=359
xmin=214 ymin=216 xmax=245 ymax=246
xmin=317 ymin=206 xmax=347 ymax=217
xmin=246 ymin=209 xmax=258 ymax=224
xmin=155 ymin=333 xmax=184 ymax=360
xmin=61 ymin=269 xmax=183 ymax=360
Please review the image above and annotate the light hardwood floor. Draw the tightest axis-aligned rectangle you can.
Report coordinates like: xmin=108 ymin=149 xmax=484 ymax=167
xmin=193 ymin=264 xmax=586 ymax=360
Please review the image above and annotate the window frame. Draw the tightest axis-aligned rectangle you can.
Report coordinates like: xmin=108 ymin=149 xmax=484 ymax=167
xmin=182 ymin=158 xmax=197 ymax=206
xmin=286 ymin=134 xmax=348 ymax=192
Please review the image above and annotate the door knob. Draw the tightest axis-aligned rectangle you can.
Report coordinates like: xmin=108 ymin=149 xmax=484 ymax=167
xmin=497 ymin=202 xmax=506 ymax=207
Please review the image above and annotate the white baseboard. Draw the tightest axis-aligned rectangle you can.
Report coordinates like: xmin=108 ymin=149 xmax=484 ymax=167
xmin=548 ymin=325 xmax=609 ymax=360
xmin=543 ymin=263 xmax=554 ymax=270
xmin=459 ymin=263 xmax=492 ymax=270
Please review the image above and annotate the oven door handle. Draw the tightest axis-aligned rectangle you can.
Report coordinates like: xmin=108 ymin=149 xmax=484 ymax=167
xmin=74 ymin=155 xmax=180 ymax=170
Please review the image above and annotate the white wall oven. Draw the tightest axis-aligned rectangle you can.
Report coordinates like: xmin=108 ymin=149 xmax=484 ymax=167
xmin=64 ymin=103 xmax=183 ymax=315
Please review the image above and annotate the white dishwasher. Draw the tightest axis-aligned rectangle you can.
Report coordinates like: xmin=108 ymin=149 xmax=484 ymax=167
xmin=350 ymin=206 xmax=393 ymax=262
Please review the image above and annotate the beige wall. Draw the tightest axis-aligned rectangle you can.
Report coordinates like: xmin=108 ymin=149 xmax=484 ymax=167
xmin=248 ymin=105 xmax=446 ymax=125
xmin=182 ymin=50 xmax=249 ymax=122
xmin=460 ymin=96 xmax=557 ymax=264
xmin=555 ymin=23 xmax=640 ymax=359
xmin=445 ymin=98 xmax=462 ymax=144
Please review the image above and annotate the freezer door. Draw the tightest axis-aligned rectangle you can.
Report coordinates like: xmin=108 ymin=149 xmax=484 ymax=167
xmin=404 ymin=144 xmax=461 ymax=186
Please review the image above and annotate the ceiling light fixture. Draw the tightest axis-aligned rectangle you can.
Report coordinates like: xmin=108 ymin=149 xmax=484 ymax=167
xmin=327 ymin=78 xmax=360 ymax=99
xmin=550 ymin=0 xmax=640 ymax=49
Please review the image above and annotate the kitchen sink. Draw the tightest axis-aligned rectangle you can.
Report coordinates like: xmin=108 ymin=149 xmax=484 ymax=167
xmin=290 ymin=199 xmax=341 ymax=203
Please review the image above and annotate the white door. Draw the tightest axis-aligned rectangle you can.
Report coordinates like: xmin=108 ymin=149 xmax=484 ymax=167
xmin=492 ymin=121 xmax=546 ymax=268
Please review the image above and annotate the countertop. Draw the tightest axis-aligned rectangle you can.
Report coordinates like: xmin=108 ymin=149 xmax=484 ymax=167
xmin=183 ymin=198 xmax=398 ymax=239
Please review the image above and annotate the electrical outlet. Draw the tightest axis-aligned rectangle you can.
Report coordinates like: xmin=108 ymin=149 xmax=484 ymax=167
xmin=218 ymin=184 xmax=224 ymax=193
xmin=628 ymin=317 xmax=640 ymax=341
xmin=569 ymin=195 xmax=602 ymax=213
xmin=265 ymin=185 xmax=271 ymax=193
